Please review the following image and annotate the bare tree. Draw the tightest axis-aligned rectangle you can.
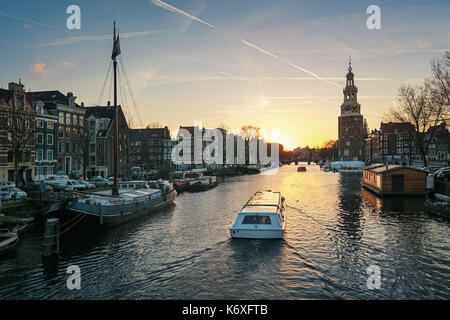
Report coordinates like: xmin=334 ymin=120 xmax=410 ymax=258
xmin=386 ymin=85 xmax=444 ymax=167
xmin=426 ymin=51 xmax=450 ymax=123
xmin=240 ymin=125 xmax=261 ymax=139
xmin=6 ymin=100 xmax=35 ymax=185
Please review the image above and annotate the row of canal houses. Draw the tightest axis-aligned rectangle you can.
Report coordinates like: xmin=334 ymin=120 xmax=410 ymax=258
xmin=365 ymin=122 xmax=450 ymax=165
xmin=1 ymin=80 xmax=279 ymax=185
xmin=0 ymin=81 xmax=177 ymax=185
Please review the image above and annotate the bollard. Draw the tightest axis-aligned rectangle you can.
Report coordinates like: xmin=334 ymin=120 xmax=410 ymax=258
xmin=42 ymin=218 xmax=60 ymax=257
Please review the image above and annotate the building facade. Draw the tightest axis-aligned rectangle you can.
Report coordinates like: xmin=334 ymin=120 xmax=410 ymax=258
xmin=29 ymin=100 xmax=58 ymax=180
xmin=85 ymin=105 xmax=129 ymax=178
xmin=130 ymin=127 xmax=173 ymax=171
xmin=337 ymin=62 xmax=366 ymax=161
xmin=0 ymin=82 xmax=35 ymax=184
xmin=28 ymin=91 xmax=86 ymax=176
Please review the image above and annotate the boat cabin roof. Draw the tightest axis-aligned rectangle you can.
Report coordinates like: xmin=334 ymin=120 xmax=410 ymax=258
xmin=240 ymin=190 xmax=282 ymax=214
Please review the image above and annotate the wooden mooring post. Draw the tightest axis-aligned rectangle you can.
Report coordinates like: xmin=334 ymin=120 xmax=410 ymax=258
xmin=42 ymin=218 xmax=60 ymax=257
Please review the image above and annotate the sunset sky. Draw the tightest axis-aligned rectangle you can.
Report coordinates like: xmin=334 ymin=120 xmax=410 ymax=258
xmin=0 ymin=0 xmax=449 ymax=150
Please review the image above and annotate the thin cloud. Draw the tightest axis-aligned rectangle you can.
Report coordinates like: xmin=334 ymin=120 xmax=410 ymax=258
xmin=38 ymin=30 xmax=158 ymax=47
xmin=240 ymin=39 xmax=340 ymax=88
xmin=61 ymin=61 xmax=76 ymax=68
xmin=30 ymin=63 xmax=48 ymax=75
xmin=151 ymin=0 xmax=215 ymax=29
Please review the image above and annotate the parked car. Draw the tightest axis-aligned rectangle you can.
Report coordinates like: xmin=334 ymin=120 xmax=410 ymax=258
xmin=52 ymin=180 xmax=86 ymax=192
xmin=89 ymin=176 xmax=113 ymax=187
xmin=0 ymin=187 xmax=26 ymax=200
xmin=44 ymin=175 xmax=69 ymax=187
xmin=8 ymin=187 xmax=27 ymax=200
xmin=434 ymin=167 xmax=450 ymax=181
xmin=0 ymin=181 xmax=16 ymax=188
xmin=0 ymin=192 xmax=11 ymax=201
xmin=67 ymin=180 xmax=87 ymax=191
xmin=77 ymin=180 xmax=96 ymax=190
xmin=22 ymin=182 xmax=53 ymax=193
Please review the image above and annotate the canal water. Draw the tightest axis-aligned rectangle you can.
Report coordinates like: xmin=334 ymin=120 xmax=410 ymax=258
xmin=0 ymin=164 xmax=449 ymax=299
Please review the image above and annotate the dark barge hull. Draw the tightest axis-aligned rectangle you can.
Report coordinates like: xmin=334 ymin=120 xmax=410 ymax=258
xmin=48 ymin=190 xmax=177 ymax=229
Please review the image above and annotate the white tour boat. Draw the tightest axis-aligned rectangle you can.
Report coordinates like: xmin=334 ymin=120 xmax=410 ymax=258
xmin=230 ymin=190 xmax=286 ymax=239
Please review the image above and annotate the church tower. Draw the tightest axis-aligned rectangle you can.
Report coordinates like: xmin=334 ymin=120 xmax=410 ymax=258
xmin=338 ymin=60 xmax=365 ymax=161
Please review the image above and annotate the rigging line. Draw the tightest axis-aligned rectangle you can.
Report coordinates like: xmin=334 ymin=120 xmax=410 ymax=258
xmin=119 ymin=55 xmax=144 ymax=128
xmin=97 ymin=61 xmax=112 ymax=106
xmin=58 ymin=213 xmax=88 ymax=236
xmin=117 ymin=63 xmax=129 ymax=125
xmin=107 ymin=65 xmax=113 ymax=105
xmin=60 ymin=211 xmax=85 ymax=229
xmin=120 ymin=63 xmax=135 ymax=128
xmin=119 ymin=55 xmax=141 ymax=127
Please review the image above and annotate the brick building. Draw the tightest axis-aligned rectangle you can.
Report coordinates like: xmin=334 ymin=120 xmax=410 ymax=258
xmin=0 ymin=82 xmax=35 ymax=184
xmin=337 ymin=61 xmax=366 ymax=161
xmin=130 ymin=127 xmax=173 ymax=170
xmin=84 ymin=104 xmax=129 ymax=178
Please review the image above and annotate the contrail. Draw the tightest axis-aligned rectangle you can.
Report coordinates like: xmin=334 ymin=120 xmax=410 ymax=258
xmin=151 ymin=0 xmax=215 ymax=29
xmin=240 ymin=39 xmax=340 ymax=87
xmin=219 ymin=71 xmax=272 ymax=87
xmin=150 ymin=1 xmax=339 ymax=88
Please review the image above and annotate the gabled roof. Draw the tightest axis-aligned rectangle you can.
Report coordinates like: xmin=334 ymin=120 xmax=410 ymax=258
xmin=28 ymin=91 xmax=81 ymax=107
xmin=85 ymin=105 xmax=118 ymax=119
xmin=0 ymin=88 xmax=13 ymax=102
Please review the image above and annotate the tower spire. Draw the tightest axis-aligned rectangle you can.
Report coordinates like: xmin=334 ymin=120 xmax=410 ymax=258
xmin=348 ymin=55 xmax=352 ymax=72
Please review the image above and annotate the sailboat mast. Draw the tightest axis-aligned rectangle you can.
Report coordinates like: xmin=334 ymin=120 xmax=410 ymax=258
xmin=112 ymin=21 xmax=119 ymax=197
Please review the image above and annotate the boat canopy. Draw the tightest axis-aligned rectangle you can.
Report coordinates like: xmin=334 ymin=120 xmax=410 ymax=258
xmin=240 ymin=190 xmax=281 ymax=213
xmin=330 ymin=161 xmax=365 ymax=169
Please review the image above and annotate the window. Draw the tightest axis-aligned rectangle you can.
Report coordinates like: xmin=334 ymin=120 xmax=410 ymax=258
xmin=36 ymin=149 xmax=43 ymax=161
xmin=47 ymin=150 xmax=53 ymax=161
xmin=47 ymin=121 xmax=54 ymax=130
xmin=90 ymin=143 xmax=95 ymax=153
xmin=90 ymin=156 xmax=96 ymax=166
xmin=66 ymin=113 xmax=72 ymax=125
xmin=344 ymin=149 xmax=349 ymax=156
xmin=59 ymin=112 xmax=65 ymax=124
xmin=37 ymin=119 xmax=44 ymax=128
xmin=79 ymin=115 xmax=84 ymax=125
xmin=36 ymin=167 xmax=42 ymax=176
xmin=73 ymin=115 xmax=78 ymax=126
xmin=47 ymin=134 xmax=53 ymax=145
xmin=58 ymin=126 xmax=64 ymax=138
xmin=66 ymin=127 xmax=71 ymax=138
xmin=37 ymin=133 xmax=44 ymax=144
xmin=7 ymin=151 xmax=13 ymax=163
xmin=59 ymin=142 xmax=64 ymax=154
xmin=47 ymin=167 xmax=53 ymax=175
xmin=242 ymin=215 xmax=272 ymax=224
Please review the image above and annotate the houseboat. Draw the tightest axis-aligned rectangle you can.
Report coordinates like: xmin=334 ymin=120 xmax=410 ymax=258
xmin=362 ymin=164 xmax=430 ymax=196
xmin=230 ymin=190 xmax=286 ymax=239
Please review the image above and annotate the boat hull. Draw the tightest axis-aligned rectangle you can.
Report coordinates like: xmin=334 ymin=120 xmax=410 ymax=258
xmin=51 ymin=189 xmax=177 ymax=229
xmin=0 ymin=233 xmax=19 ymax=256
xmin=229 ymin=228 xmax=284 ymax=239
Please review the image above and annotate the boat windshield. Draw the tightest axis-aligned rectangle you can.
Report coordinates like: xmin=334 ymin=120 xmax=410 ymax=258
xmin=242 ymin=215 xmax=272 ymax=224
